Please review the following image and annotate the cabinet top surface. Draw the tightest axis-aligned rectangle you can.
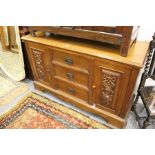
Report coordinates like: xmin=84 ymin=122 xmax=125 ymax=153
xmin=22 ymin=35 xmax=149 ymax=68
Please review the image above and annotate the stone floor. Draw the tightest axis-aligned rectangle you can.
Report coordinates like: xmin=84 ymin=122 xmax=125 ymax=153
xmin=0 ymin=76 xmax=154 ymax=129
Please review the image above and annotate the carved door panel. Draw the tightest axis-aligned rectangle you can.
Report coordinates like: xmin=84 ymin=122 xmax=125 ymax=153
xmin=27 ymin=43 xmax=52 ymax=86
xmin=93 ymin=60 xmax=131 ymax=115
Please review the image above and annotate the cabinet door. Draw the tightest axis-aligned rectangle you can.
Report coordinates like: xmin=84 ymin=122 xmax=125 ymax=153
xmin=93 ymin=60 xmax=132 ymax=116
xmin=27 ymin=42 xmax=52 ymax=86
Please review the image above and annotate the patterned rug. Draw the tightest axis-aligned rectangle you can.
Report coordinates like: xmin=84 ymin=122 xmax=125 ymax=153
xmin=0 ymin=92 xmax=109 ymax=129
xmin=0 ymin=68 xmax=28 ymax=106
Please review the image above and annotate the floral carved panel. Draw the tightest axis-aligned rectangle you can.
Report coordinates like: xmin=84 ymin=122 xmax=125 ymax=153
xmin=99 ymin=68 xmax=121 ymax=110
xmin=32 ymin=49 xmax=45 ymax=80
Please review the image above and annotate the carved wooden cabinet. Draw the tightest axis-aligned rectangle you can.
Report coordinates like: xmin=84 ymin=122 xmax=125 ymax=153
xmin=22 ymin=35 xmax=149 ymax=128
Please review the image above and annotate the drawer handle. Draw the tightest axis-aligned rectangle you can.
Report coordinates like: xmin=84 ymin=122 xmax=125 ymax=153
xmin=65 ymin=58 xmax=73 ymax=65
xmin=66 ymin=72 xmax=74 ymax=79
xmin=68 ymin=88 xmax=75 ymax=94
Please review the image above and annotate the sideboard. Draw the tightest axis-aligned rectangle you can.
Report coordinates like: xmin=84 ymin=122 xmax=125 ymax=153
xmin=22 ymin=35 xmax=149 ymax=128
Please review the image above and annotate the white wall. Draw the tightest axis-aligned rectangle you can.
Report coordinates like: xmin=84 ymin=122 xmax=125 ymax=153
xmin=137 ymin=26 xmax=155 ymax=41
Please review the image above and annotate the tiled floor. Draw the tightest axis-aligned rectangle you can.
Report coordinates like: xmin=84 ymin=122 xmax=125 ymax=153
xmin=0 ymin=76 xmax=154 ymax=129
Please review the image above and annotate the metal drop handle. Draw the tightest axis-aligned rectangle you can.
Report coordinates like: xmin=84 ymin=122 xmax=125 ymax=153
xmin=65 ymin=58 xmax=73 ymax=65
xmin=66 ymin=72 xmax=74 ymax=79
xmin=68 ymin=88 xmax=75 ymax=94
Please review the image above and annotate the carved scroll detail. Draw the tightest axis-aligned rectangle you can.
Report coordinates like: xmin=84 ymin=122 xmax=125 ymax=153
xmin=32 ymin=49 xmax=45 ymax=80
xmin=100 ymin=69 xmax=120 ymax=109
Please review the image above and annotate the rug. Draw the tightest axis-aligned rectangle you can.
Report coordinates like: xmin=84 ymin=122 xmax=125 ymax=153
xmin=0 ymin=92 xmax=109 ymax=129
xmin=0 ymin=68 xmax=28 ymax=106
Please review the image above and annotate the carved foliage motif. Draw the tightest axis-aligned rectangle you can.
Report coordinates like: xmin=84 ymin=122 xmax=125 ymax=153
xmin=101 ymin=69 xmax=119 ymax=108
xmin=32 ymin=49 xmax=45 ymax=80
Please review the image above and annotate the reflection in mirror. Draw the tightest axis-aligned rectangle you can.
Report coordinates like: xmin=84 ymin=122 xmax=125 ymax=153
xmin=0 ymin=26 xmax=25 ymax=81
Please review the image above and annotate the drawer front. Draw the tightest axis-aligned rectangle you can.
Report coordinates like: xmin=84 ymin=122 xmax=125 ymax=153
xmin=52 ymin=50 xmax=90 ymax=71
xmin=57 ymin=79 xmax=89 ymax=102
xmin=54 ymin=65 xmax=89 ymax=87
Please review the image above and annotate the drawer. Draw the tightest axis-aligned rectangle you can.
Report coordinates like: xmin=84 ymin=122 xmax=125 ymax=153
xmin=54 ymin=65 xmax=89 ymax=87
xmin=52 ymin=50 xmax=90 ymax=71
xmin=57 ymin=79 xmax=89 ymax=102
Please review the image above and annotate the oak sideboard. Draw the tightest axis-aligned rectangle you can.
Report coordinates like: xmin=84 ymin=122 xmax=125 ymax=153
xmin=22 ymin=35 xmax=149 ymax=128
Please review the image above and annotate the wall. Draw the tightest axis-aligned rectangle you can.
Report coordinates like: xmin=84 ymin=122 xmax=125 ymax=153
xmin=137 ymin=26 xmax=155 ymax=41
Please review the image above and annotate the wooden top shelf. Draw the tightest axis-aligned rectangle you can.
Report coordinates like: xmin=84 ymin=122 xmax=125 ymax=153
xmin=22 ymin=34 xmax=149 ymax=68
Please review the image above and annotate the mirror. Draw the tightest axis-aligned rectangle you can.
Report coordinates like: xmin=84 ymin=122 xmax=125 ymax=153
xmin=0 ymin=26 xmax=25 ymax=81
